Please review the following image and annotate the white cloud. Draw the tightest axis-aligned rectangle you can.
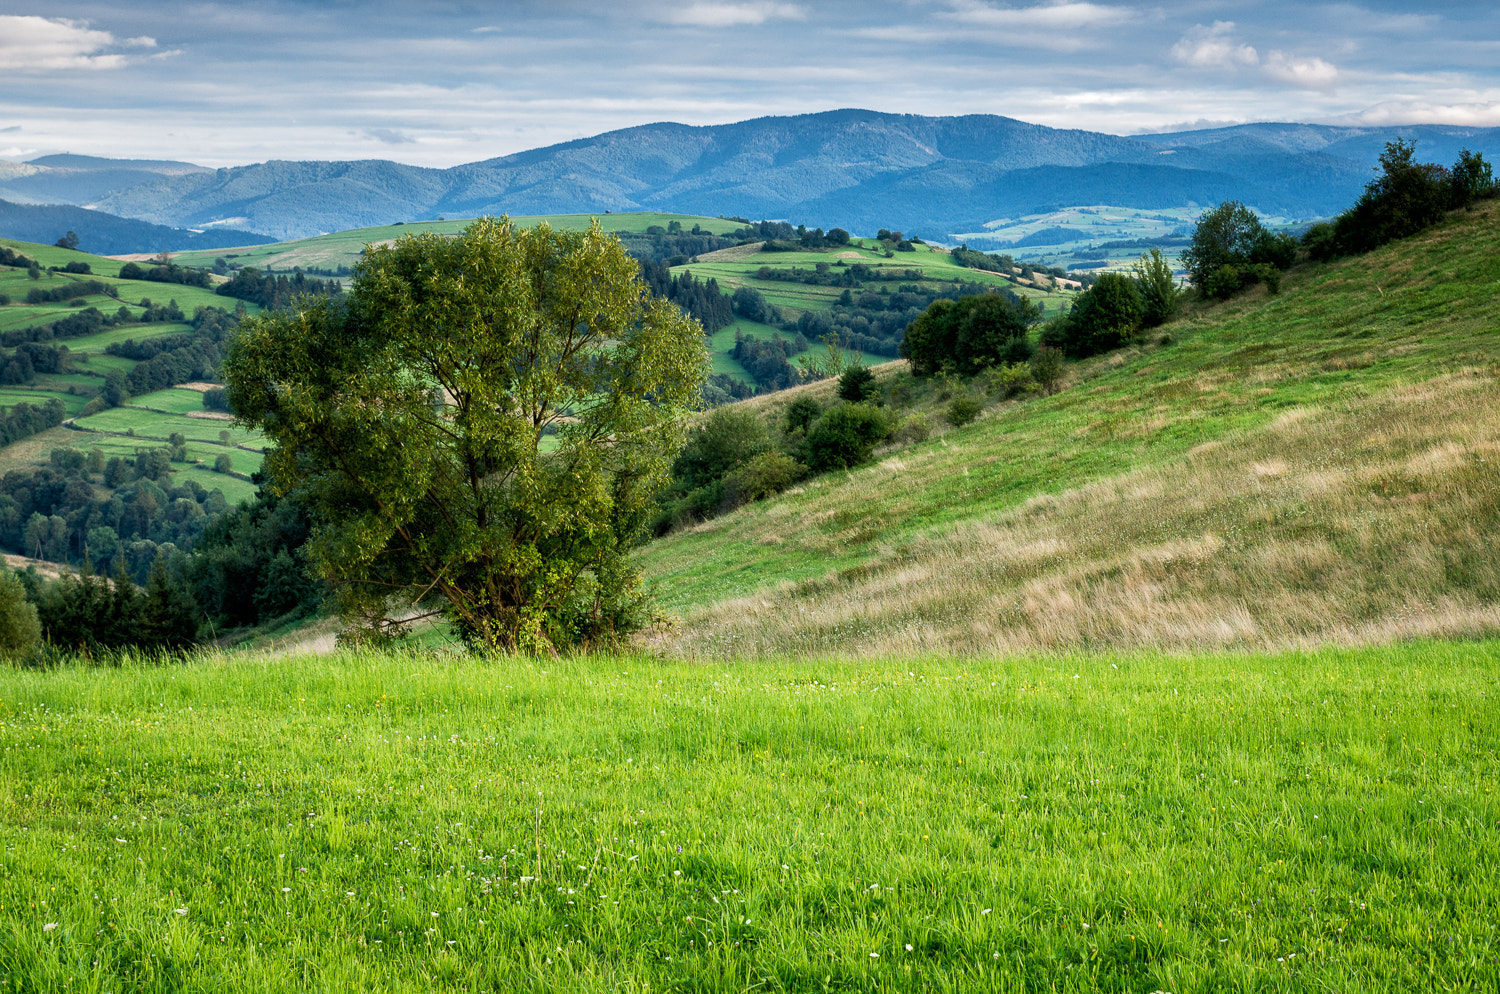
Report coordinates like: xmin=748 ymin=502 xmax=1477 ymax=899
xmin=659 ymin=3 xmax=806 ymax=28
xmin=1171 ymin=22 xmax=1258 ymax=69
xmin=0 ymin=16 xmax=153 ymax=71
xmin=1262 ymin=51 xmax=1338 ymax=90
xmin=939 ymin=1 xmax=1134 ymax=30
xmin=1350 ymin=99 xmax=1500 ymax=127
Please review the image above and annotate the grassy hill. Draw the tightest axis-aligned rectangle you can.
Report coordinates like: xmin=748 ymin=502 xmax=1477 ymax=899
xmin=0 ymin=238 xmax=266 ymax=506
xmin=640 ymin=198 xmax=1500 ymax=657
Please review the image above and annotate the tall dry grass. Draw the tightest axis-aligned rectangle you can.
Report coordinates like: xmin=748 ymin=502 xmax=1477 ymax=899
xmin=663 ymin=366 xmax=1500 ymax=658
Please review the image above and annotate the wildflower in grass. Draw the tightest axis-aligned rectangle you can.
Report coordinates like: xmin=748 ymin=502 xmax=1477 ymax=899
xmin=43 ymin=923 xmax=57 ymax=931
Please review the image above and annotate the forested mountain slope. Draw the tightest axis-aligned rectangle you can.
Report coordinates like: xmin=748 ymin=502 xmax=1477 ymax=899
xmin=10 ymin=113 xmax=1495 ymax=242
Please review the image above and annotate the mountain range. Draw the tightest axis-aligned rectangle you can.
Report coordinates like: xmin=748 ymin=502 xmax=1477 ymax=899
xmin=4 ymin=111 xmax=1498 ymax=246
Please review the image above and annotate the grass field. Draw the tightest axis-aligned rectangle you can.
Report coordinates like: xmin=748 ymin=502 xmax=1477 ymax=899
xmin=167 ymin=213 xmax=751 ymax=274
xmin=640 ymin=198 xmax=1500 ymax=657
xmin=0 ymin=642 xmax=1494 ymax=992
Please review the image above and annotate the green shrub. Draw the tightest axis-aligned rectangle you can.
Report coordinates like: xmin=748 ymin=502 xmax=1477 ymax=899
xmin=213 ymin=454 xmax=233 ymax=473
xmin=673 ymin=407 xmax=771 ymax=491
xmin=837 ymin=365 xmax=879 ymax=404
xmin=1029 ymin=346 xmax=1064 ymax=395
xmin=893 ymin=412 xmax=931 ymax=444
xmin=722 ymin=451 xmax=807 ymax=506
xmin=804 ymin=403 xmax=893 ymax=471
xmin=782 ymin=395 xmax=822 ymax=436
xmin=0 ymin=571 xmax=41 ymax=661
xmin=985 ymin=361 xmax=1036 ymax=399
xmin=946 ymin=394 xmax=983 ymax=427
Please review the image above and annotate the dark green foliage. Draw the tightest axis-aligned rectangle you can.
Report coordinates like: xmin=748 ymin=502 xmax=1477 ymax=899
xmin=730 ymin=286 xmax=778 ymax=324
xmin=1326 ymin=141 xmax=1495 ymax=257
xmin=0 ymin=397 xmax=66 ymax=448
xmin=1030 ymin=346 xmax=1064 ymax=395
xmin=27 ymin=555 xmax=199 ymax=655
xmin=899 ymin=292 xmax=1039 ymax=377
xmin=731 ymin=334 xmax=801 ymax=392
xmin=950 ymin=245 xmax=1016 ymax=274
xmin=945 ymin=394 xmax=982 ymax=427
xmin=1057 ymin=272 xmax=1142 ymax=357
xmin=215 ymin=267 xmax=340 ymax=309
xmin=0 ymin=570 xmax=41 ymax=661
xmin=722 ymin=450 xmax=808 ymax=506
xmin=23 ymin=280 xmax=117 ymax=305
xmin=837 ymin=365 xmax=878 ymax=404
xmin=182 ymin=484 xmax=322 ymax=629
xmin=1131 ymin=248 xmax=1181 ymax=328
xmin=118 ymin=260 xmax=212 ymax=288
xmin=1181 ymin=201 xmax=1295 ymax=300
xmin=637 ymin=262 xmax=734 ymax=334
xmin=213 ymin=454 xmax=233 ymax=473
xmin=803 ymin=403 xmax=892 ymax=472
xmin=1302 ymin=221 xmax=1339 ymax=262
xmin=1450 ymin=149 xmax=1496 ymax=208
xmin=672 ymin=408 xmax=772 ymax=493
xmin=783 ymin=396 xmax=822 ymax=436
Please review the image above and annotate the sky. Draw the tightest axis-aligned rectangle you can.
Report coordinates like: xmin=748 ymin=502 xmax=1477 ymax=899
xmin=1 ymin=1 xmax=1497 ymax=169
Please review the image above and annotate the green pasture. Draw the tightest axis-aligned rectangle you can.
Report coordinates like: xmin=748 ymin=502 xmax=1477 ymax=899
xmin=0 ymin=387 xmax=89 ymax=417
xmin=71 ymin=407 xmax=262 ymax=449
xmin=33 ymin=373 xmax=105 ymax=390
xmin=65 ymin=353 xmax=134 ymax=375
xmin=0 ymin=238 xmax=126 ymax=272
xmin=0 ymin=642 xmax=1495 ymax=992
xmin=168 ymin=213 xmax=749 ymax=273
xmin=127 ymin=387 xmax=215 ymax=415
xmin=182 ymin=461 xmax=260 ymax=504
xmin=55 ymin=321 xmax=195 ymax=354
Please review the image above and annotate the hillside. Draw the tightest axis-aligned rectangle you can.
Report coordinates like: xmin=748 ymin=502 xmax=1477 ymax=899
xmin=640 ymin=198 xmax=1500 ymax=657
xmin=19 ymin=113 xmax=1497 ymax=242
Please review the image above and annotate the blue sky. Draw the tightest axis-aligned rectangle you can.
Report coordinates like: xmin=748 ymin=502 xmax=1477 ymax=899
xmin=2 ymin=1 xmax=1497 ymax=167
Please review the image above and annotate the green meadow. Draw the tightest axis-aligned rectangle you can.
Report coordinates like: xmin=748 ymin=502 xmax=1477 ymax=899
xmin=1 ymin=642 xmax=1495 ymax=993
xmin=167 ymin=213 xmax=750 ymax=274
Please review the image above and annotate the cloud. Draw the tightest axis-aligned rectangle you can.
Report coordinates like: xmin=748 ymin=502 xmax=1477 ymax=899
xmin=939 ymin=1 xmax=1134 ymax=30
xmin=0 ymin=16 xmax=153 ymax=71
xmin=1350 ymin=99 xmax=1500 ymax=127
xmin=1171 ymin=22 xmax=1258 ymax=69
xmin=1262 ymin=51 xmax=1338 ymax=90
xmin=364 ymin=128 xmax=417 ymax=145
xmin=659 ymin=3 xmax=806 ymax=28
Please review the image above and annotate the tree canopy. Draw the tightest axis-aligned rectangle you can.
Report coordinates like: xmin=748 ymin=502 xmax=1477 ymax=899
xmin=222 ymin=217 xmax=708 ymax=652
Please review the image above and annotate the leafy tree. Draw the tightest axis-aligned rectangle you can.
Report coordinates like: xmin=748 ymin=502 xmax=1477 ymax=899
xmin=1061 ymin=272 xmax=1143 ymax=356
xmin=1450 ymin=149 xmax=1496 ymax=208
xmin=0 ymin=571 xmax=41 ymax=661
xmin=222 ymin=217 xmax=707 ymax=652
xmin=55 ymin=231 xmax=80 ymax=250
xmin=900 ymin=292 xmax=1038 ymax=377
xmin=1181 ymin=201 xmax=1263 ymax=289
xmin=672 ymin=407 xmax=771 ymax=493
xmin=1131 ymin=248 xmax=1181 ymax=328
xmin=783 ymin=396 xmax=822 ymax=436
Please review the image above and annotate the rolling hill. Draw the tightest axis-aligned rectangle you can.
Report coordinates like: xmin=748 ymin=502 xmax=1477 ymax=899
xmin=8 ymin=112 xmax=1497 ymax=244
xmin=639 ymin=197 xmax=1500 ymax=658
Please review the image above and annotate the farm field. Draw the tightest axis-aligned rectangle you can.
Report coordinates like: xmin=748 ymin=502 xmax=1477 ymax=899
xmin=0 ymin=642 xmax=1494 ymax=992
xmin=167 ymin=212 xmax=750 ymax=274
xmin=641 ymin=197 xmax=1500 ymax=656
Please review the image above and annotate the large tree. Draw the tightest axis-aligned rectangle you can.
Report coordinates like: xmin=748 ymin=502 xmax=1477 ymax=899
xmin=222 ymin=217 xmax=707 ymax=652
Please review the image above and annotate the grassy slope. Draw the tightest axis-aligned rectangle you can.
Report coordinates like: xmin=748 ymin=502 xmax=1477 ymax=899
xmin=0 ymin=238 xmax=265 ymax=505
xmin=1 ymin=643 xmax=1495 ymax=992
xmin=167 ymin=212 xmax=749 ymax=273
xmin=640 ymin=200 xmax=1500 ymax=657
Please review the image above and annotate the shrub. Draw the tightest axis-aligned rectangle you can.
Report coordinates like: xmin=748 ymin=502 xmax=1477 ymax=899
xmin=1302 ymin=222 xmax=1339 ymax=262
xmin=782 ymin=395 xmax=822 ymax=436
xmin=984 ymin=362 xmax=1036 ymax=399
xmin=804 ymin=403 xmax=893 ymax=471
xmin=946 ymin=394 xmax=983 ymax=427
xmin=722 ymin=451 xmax=807 ymax=506
xmin=673 ymin=407 xmax=771 ymax=491
xmin=893 ymin=412 xmax=930 ymax=444
xmin=213 ymin=454 xmax=233 ymax=473
xmin=1029 ymin=347 xmax=1065 ymax=395
xmin=837 ymin=364 xmax=879 ymax=403
xmin=1062 ymin=272 xmax=1142 ymax=356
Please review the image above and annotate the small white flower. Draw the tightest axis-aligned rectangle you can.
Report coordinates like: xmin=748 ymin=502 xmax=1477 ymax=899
xmin=431 ymin=912 xmax=439 ymax=917
xmin=281 ymin=887 xmax=290 ymax=893
xmin=672 ymin=870 xmax=681 ymax=877
xmin=905 ymin=943 xmax=913 ymax=951
xmin=43 ymin=922 xmax=58 ymax=932
xmin=345 ymin=891 xmax=355 ymax=897
xmin=869 ymin=952 xmax=879 ymax=958
xmin=982 ymin=908 xmax=991 ymax=915
xmin=173 ymin=908 xmax=188 ymax=916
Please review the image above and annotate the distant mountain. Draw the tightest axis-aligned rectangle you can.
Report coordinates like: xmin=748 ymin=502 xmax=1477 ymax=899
xmin=0 ymin=199 xmax=274 ymax=255
xmin=0 ymin=154 xmax=210 ymax=208
xmin=12 ymin=112 xmax=1500 ymax=242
